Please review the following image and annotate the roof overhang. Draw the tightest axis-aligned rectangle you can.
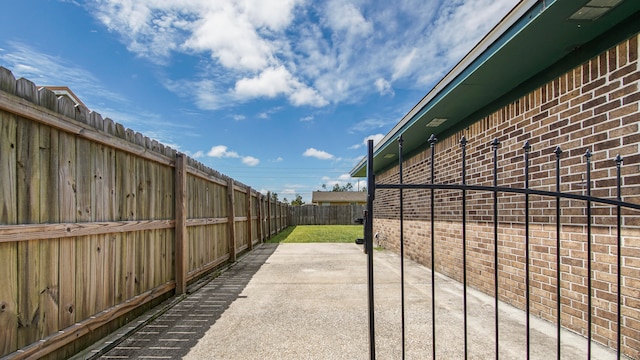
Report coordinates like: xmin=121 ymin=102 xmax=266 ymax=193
xmin=351 ymin=0 xmax=640 ymax=177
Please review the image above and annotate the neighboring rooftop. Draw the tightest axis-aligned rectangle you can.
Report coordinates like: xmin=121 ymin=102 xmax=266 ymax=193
xmin=312 ymin=191 xmax=367 ymax=205
xmin=40 ymin=86 xmax=87 ymax=109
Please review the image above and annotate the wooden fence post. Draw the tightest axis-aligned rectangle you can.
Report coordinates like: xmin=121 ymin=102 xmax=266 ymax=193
xmin=266 ymin=192 xmax=272 ymax=239
xmin=246 ymin=188 xmax=253 ymax=250
xmin=256 ymin=194 xmax=263 ymax=243
xmin=174 ymin=153 xmax=187 ymax=295
xmin=227 ymin=178 xmax=236 ymax=262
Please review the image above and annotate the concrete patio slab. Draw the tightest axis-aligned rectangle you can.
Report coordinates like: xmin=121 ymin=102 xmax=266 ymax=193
xmin=80 ymin=243 xmax=624 ymax=359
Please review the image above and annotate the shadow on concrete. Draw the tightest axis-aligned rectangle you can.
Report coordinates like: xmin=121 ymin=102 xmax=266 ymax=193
xmin=81 ymin=244 xmax=279 ymax=360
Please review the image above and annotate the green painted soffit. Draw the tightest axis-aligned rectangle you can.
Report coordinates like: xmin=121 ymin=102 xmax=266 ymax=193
xmin=351 ymin=0 xmax=640 ymax=178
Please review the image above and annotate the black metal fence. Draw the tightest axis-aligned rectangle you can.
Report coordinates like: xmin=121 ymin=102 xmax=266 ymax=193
xmin=364 ymin=136 xmax=640 ymax=359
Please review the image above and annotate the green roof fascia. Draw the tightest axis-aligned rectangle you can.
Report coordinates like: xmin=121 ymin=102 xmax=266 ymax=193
xmin=434 ymin=9 xmax=640 ymax=149
xmin=350 ymin=0 xmax=640 ymax=178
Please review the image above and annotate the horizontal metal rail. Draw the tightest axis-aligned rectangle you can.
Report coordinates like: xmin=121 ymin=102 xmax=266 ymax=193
xmin=366 ymin=136 xmax=637 ymax=360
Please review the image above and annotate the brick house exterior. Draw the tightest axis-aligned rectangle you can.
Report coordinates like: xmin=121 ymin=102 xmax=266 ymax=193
xmin=352 ymin=1 xmax=640 ymax=357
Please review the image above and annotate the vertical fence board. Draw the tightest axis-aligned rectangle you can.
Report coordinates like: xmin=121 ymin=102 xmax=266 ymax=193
xmin=16 ymin=114 xmax=41 ymax=348
xmin=159 ymin=164 xmax=170 ymax=284
xmin=247 ymin=190 xmax=253 ymax=249
xmin=38 ymin=123 xmax=60 ymax=339
xmin=147 ymin=155 xmax=158 ymax=289
xmin=57 ymin=128 xmax=76 ymax=333
xmin=92 ymin=138 xmax=107 ymax=313
xmin=125 ymin=164 xmax=136 ymax=300
xmin=0 ymin=109 xmax=18 ymax=356
xmin=163 ymin=164 xmax=173 ymax=284
xmin=135 ymin=137 xmax=147 ymax=295
xmin=175 ymin=154 xmax=187 ymax=294
xmin=75 ymin=137 xmax=94 ymax=320
xmin=104 ymin=141 xmax=116 ymax=300
xmin=114 ymin=127 xmax=127 ymax=303
xmin=227 ymin=179 xmax=236 ymax=262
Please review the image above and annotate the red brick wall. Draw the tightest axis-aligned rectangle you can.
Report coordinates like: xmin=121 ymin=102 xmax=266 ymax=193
xmin=373 ymin=34 xmax=640 ymax=357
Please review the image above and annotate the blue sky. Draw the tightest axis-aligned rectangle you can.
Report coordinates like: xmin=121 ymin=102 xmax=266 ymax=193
xmin=0 ymin=0 xmax=518 ymax=203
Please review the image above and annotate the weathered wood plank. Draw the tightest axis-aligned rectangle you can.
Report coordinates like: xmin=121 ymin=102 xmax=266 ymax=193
xmin=104 ymin=142 xmax=117 ymax=308
xmin=38 ymin=121 xmax=60 ymax=340
xmin=75 ymin=136 xmax=94 ymax=320
xmin=147 ymin=153 xmax=159 ymax=288
xmin=57 ymin=127 xmax=76 ymax=331
xmin=92 ymin=132 xmax=106 ymax=314
xmin=163 ymin=163 xmax=174 ymax=284
xmin=174 ymin=154 xmax=187 ymax=294
xmin=0 ymin=110 xmax=17 ymax=224
xmin=0 ymin=240 xmax=18 ymax=357
xmin=156 ymin=162 xmax=167 ymax=285
xmin=0 ymin=107 xmax=18 ymax=356
xmin=0 ymin=66 xmax=16 ymax=93
xmin=135 ymin=135 xmax=148 ymax=296
xmin=16 ymin=109 xmax=41 ymax=348
xmin=6 ymin=281 xmax=175 ymax=360
xmin=0 ymin=220 xmax=176 ymax=242
xmin=186 ymin=165 xmax=227 ymax=186
xmin=227 ymin=178 xmax=236 ymax=262
xmin=185 ymin=217 xmax=228 ymax=226
xmin=0 ymin=92 xmax=174 ymax=167
xmin=246 ymin=189 xmax=253 ymax=250
xmin=125 ymin=134 xmax=137 ymax=300
xmin=186 ymin=252 xmax=230 ymax=282
xmin=113 ymin=134 xmax=126 ymax=303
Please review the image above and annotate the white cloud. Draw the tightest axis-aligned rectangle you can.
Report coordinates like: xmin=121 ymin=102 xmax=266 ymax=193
xmin=207 ymin=145 xmax=239 ymax=158
xmin=281 ymin=188 xmax=297 ymax=196
xmin=205 ymin=144 xmax=259 ymax=166
xmin=324 ymin=1 xmax=373 ymax=37
xmin=234 ymin=66 xmax=328 ymax=107
xmin=242 ymin=156 xmax=260 ymax=166
xmin=190 ymin=150 xmax=205 ymax=158
xmin=350 ymin=133 xmax=385 ymax=150
xmin=300 ymin=115 xmax=314 ymax=122
xmin=184 ymin=8 xmax=273 ymax=71
xmin=289 ymin=85 xmax=328 ymax=107
xmin=88 ymin=0 xmax=519 ymax=110
xmin=392 ymin=48 xmax=417 ymax=81
xmin=234 ymin=66 xmax=293 ymax=98
xmin=374 ymin=78 xmax=393 ymax=96
xmin=320 ymin=173 xmax=357 ymax=189
xmin=303 ymin=148 xmax=334 ymax=160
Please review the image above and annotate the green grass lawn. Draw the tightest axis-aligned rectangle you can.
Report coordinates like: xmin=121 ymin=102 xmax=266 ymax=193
xmin=266 ymin=225 xmax=364 ymax=243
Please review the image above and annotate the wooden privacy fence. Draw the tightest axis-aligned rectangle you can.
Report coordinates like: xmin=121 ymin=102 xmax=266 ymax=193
xmin=0 ymin=67 xmax=289 ymax=359
xmin=289 ymin=204 xmax=366 ymax=225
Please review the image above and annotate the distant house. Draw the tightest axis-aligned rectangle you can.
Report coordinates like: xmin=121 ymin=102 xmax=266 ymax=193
xmin=39 ymin=86 xmax=87 ymax=109
xmin=311 ymin=191 xmax=366 ymax=206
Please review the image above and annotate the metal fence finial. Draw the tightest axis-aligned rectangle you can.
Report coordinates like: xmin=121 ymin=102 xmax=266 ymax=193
xmin=428 ymin=134 xmax=437 ymax=146
xmin=554 ymin=146 xmax=562 ymax=157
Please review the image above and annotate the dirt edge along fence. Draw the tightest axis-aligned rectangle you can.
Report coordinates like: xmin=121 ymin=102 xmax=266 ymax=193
xmin=0 ymin=66 xmax=289 ymax=359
